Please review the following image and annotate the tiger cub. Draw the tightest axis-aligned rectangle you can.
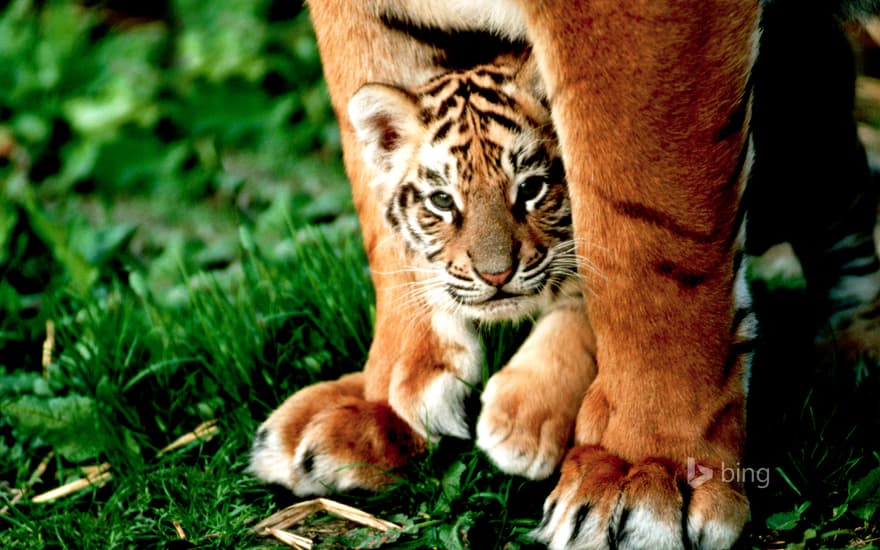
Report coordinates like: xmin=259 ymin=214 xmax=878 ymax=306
xmin=249 ymin=56 xmax=596 ymax=495
xmin=348 ymin=57 xmax=597 ymax=480
xmin=348 ymin=57 xmax=580 ymax=324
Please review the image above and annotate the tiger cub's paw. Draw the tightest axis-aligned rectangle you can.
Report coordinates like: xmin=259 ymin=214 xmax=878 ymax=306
xmin=388 ymin=310 xmax=484 ymax=442
xmin=391 ymin=366 xmax=476 ymax=442
xmin=476 ymin=367 xmax=577 ymax=480
xmin=249 ymin=374 xmax=424 ymax=496
xmin=531 ymin=445 xmax=749 ymax=550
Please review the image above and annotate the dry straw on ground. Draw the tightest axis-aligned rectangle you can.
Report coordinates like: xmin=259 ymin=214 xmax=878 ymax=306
xmin=252 ymin=498 xmax=402 ymax=549
xmin=21 ymin=419 xmax=220 ymax=506
xmin=2 ymin=318 xmax=221 ymax=512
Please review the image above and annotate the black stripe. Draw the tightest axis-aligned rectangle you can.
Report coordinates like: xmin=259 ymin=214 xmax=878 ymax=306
xmin=537 ymin=500 xmax=556 ymax=533
xmin=654 ymin=260 xmax=709 ymax=289
xmin=839 ymin=299 xmax=880 ymax=319
xmin=612 ymin=506 xmax=631 ymax=548
xmin=378 ymin=13 xmax=528 ymax=71
xmin=731 ymin=306 xmax=752 ymax=334
xmin=546 ymin=227 xmax=574 ymax=243
xmin=722 ymin=337 xmax=756 ymax=380
xmin=418 ymin=166 xmax=443 ymax=185
xmin=572 ymin=503 xmax=591 ymax=544
xmin=252 ymin=427 xmax=268 ymax=451
xmin=445 ymin=282 xmax=474 ymax=291
xmin=556 ymin=213 xmax=573 ymax=229
xmin=511 ymin=199 xmax=527 ymax=222
xmin=301 ymin=447 xmax=316 ymax=474
xmin=477 ymin=109 xmax=521 ymax=133
xmin=475 ymin=68 xmax=508 ymax=85
xmin=435 ymin=92 xmax=458 ymax=119
xmin=396 ymin=185 xmax=424 ymax=246
xmin=446 ymin=287 xmax=468 ymax=305
xmin=446 ymin=269 xmax=474 ymax=284
xmin=385 ymin=205 xmax=400 ymax=230
xmin=831 ymin=239 xmax=876 ymax=259
xmin=450 ymin=142 xmax=473 ymax=158
xmin=839 ymin=257 xmax=880 ymax=277
xmin=518 ymin=147 xmax=550 ymax=171
xmin=431 ymin=120 xmax=453 ymax=143
xmin=398 ymin=183 xmax=418 ymax=207
xmin=539 ymin=186 xmax=566 ymax=213
xmin=732 ymin=249 xmax=744 ymax=274
xmin=451 ymin=209 xmax=462 ymax=229
xmin=468 ymin=83 xmax=512 ymax=107
xmin=826 ymin=239 xmax=877 ymax=266
xmin=723 ymin=137 xmax=751 ymax=194
xmin=549 ymin=157 xmax=566 ymax=181
xmin=425 ymin=248 xmax=443 ymax=262
xmin=597 ymin=188 xmax=715 ymax=243
xmin=422 ymin=76 xmax=454 ymax=98
xmin=678 ymin=478 xmax=694 ymax=550
xmin=716 ymin=73 xmax=754 ymax=143
xmin=424 ymin=168 xmax=446 ymax=186
xmin=829 ymin=297 xmax=866 ymax=315
xmin=731 ymin=338 xmax=758 ymax=356
xmin=419 ymin=216 xmax=441 ymax=231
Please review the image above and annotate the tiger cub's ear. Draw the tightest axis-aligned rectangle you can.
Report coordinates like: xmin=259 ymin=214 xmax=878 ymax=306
xmin=348 ymin=83 xmax=422 ymax=174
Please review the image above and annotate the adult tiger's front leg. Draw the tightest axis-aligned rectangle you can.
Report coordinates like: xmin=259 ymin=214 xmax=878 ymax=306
xmin=248 ymin=2 xmax=494 ymax=494
xmin=521 ymin=1 xmax=759 ymax=548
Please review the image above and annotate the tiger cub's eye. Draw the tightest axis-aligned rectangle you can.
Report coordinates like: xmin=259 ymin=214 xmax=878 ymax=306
xmin=518 ymin=177 xmax=546 ymax=203
xmin=428 ymin=191 xmax=455 ymax=211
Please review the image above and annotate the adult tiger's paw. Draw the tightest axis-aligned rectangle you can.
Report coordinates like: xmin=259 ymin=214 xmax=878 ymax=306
xmin=476 ymin=367 xmax=576 ymax=480
xmin=531 ymin=445 xmax=749 ymax=550
xmin=249 ymin=374 xmax=424 ymax=496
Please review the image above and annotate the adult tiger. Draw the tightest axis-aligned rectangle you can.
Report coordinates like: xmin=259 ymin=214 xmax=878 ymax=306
xmin=253 ymin=1 xmax=880 ymax=549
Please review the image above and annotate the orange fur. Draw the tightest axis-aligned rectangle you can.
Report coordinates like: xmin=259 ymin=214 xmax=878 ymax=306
xmin=252 ymin=11 xmax=594 ymax=497
xmin=251 ymin=372 xmax=425 ymax=493
xmin=478 ymin=301 xmax=597 ymax=478
xmin=254 ymin=1 xmax=760 ymax=547
xmin=520 ymin=2 xmax=757 ymax=546
xmin=519 ymin=0 xmax=756 ymax=460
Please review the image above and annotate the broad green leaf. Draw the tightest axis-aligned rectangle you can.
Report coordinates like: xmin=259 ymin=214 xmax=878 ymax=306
xmin=0 ymin=370 xmax=42 ymax=396
xmin=19 ymin=189 xmax=98 ymax=294
xmin=437 ymin=513 xmax=476 ymax=550
xmin=337 ymin=526 xmax=403 ymax=549
xmin=172 ymin=0 xmax=268 ymax=82
xmin=848 ymin=466 xmax=880 ymax=522
xmin=1 ymin=394 xmax=103 ymax=462
xmin=766 ymin=501 xmax=811 ymax=531
xmin=442 ymin=460 xmax=467 ymax=502
xmin=70 ymin=222 xmax=137 ymax=266
xmin=89 ymin=134 xmax=199 ymax=194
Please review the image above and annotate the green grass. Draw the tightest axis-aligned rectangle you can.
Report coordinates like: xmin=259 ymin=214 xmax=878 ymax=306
xmin=2 ymin=1 xmax=879 ymax=548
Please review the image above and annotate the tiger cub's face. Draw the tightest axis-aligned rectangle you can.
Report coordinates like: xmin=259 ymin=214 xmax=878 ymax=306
xmin=348 ymin=61 xmax=577 ymax=322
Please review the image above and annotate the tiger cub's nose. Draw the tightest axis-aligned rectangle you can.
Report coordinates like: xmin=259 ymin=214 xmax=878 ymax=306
xmin=477 ymin=266 xmax=513 ymax=287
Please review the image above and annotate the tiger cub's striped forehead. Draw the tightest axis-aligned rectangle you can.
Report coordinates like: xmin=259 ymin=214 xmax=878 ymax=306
xmin=411 ymin=65 xmax=554 ymax=198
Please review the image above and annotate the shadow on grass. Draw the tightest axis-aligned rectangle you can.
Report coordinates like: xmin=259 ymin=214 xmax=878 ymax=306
xmin=745 ymin=279 xmax=880 ymax=547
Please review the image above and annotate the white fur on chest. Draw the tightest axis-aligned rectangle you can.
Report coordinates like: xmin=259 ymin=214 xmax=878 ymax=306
xmin=383 ymin=0 xmax=527 ymax=40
